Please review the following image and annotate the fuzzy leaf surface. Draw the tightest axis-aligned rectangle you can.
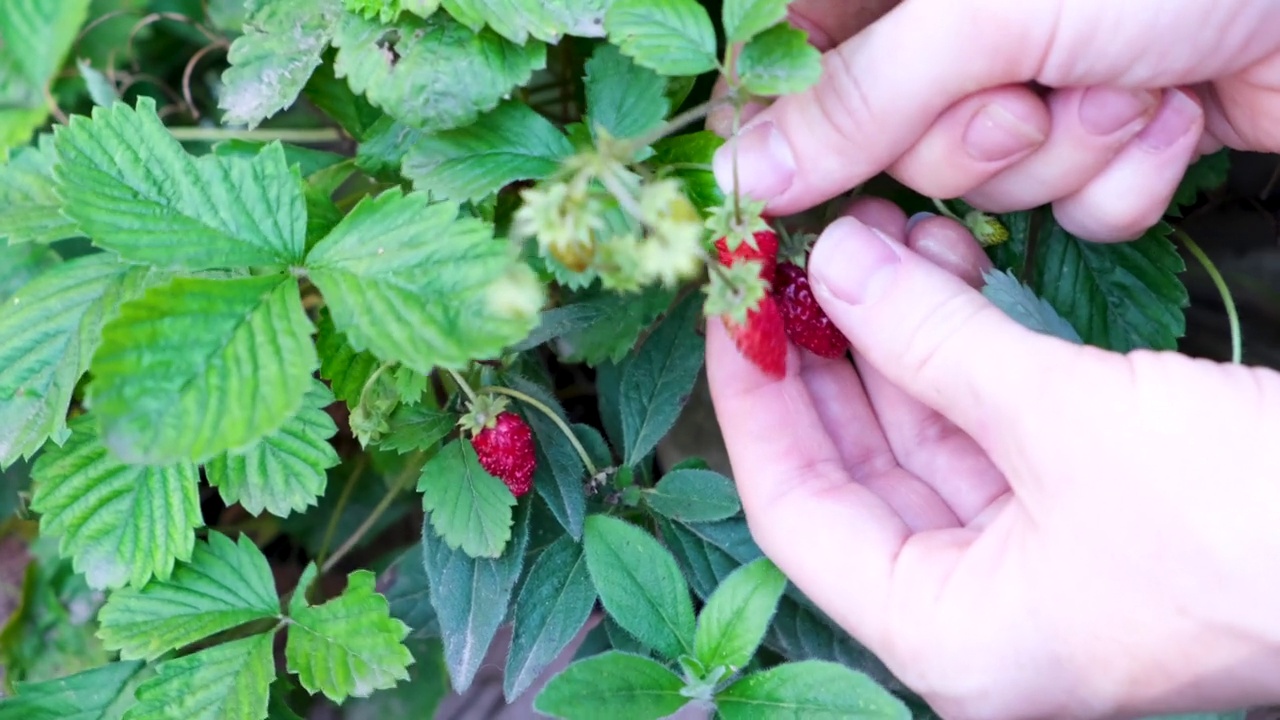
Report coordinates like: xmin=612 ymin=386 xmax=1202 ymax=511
xmin=87 ymin=274 xmax=318 ymax=465
xmin=716 ymin=661 xmax=911 ymax=719
xmin=618 ymin=293 xmax=704 ymax=465
xmin=0 ymin=135 xmax=78 ymax=245
xmin=604 ymin=0 xmax=717 ymax=76
xmin=206 ymin=379 xmax=339 ymax=517
xmin=644 ymin=469 xmax=740 ymax=522
xmin=124 ymin=634 xmax=275 ymax=720
xmin=981 ymin=269 xmax=1083 ymax=344
xmin=306 ymin=189 xmax=543 ymax=374
xmin=53 ymin=99 xmax=307 ymax=270
xmin=97 ymin=532 xmax=280 ymax=661
xmin=30 ymin=416 xmax=202 ymax=590
xmin=533 ymin=651 xmax=688 ymax=720
xmin=417 ymin=439 xmax=516 ymax=558
xmin=693 ymin=557 xmax=786 ymax=673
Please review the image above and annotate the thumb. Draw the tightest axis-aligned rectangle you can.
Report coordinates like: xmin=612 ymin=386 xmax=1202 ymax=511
xmin=807 ymin=215 xmax=1074 ymax=447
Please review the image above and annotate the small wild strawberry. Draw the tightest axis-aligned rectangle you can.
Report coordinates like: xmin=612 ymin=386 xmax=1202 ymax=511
xmin=459 ymin=396 xmax=536 ymax=497
xmin=724 ymin=294 xmax=787 ymax=378
xmin=715 ymin=228 xmax=780 ymax=284
xmin=775 ymin=262 xmax=849 ymax=359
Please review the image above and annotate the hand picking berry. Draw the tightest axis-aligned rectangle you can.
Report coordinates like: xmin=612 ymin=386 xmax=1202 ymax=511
xmin=459 ymin=395 xmax=536 ymax=497
xmin=723 ymin=294 xmax=788 ymax=379
xmin=775 ymin=262 xmax=850 ymax=359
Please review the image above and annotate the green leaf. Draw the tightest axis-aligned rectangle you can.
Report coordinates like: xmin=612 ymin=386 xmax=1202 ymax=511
xmin=715 ymin=660 xmax=911 ymax=720
xmin=618 ymin=293 xmax=705 ymax=466
xmin=990 ymin=210 xmax=1188 ymax=351
xmin=533 ymin=651 xmax=688 ymax=720
xmin=721 ymin=0 xmax=787 ymax=43
xmin=583 ymin=43 xmax=668 ymax=142
xmin=343 ymin=637 xmax=451 ymax=719
xmin=306 ymin=189 xmax=544 ymax=374
xmin=0 ymin=660 xmax=144 ymax=720
xmin=0 ymin=135 xmax=79 ymax=245
xmin=380 ymin=403 xmax=456 ymax=454
xmin=205 ymin=379 xmax=339 ymax=517
xmin=0 ymin=108 xmax=49 ymax=157
xmin=649 ymin=131 xmax=725 ymax=214
xmin=382 ymin=545 xmax=440 ymax=639
xmin=440 ymin=0 xmax=612 ymax=43
xmin=553 ymin=283 xmax=677 ymax=365
xmin=76 ymin=59 xmax=119 ymax=107
xmin=582 ymin=514 xmax=694 ymax=660
xmin=124 ymin=634 xmax=275 ymax=720
xmin=97 ymin=532 xmax=279 ymax=661
xmin=218 ymin=0 xmax=345 ymax=128
xmin=422 ymin=499 xmax=530 ymax=692
xmin=503 ymin=535 xmax=597 ymax=700
xmin=333 ymin=12 xmax=546 ymax=134
xmin=286 ymin=563 xmax=414 ymax=703
xmin=53 ymin=98 xmax=308 ymax=270
xmin=402 ymin=100 xmax=573 ymax=203
xmin=0 ymin=0 xmax=91 ymax=154
xmin=87 ymin=274 xmax=318 ymax=465
xmin=604 ymin=0 xmax=717 ymax=76
xmin=501 ymin=375 xmax=586 ymax=539
xmin=510 ymin=303 xmax=604 ymax=352
xmin=302 ymin=60 xmax=385 ymax=143
xmin=737 ymin=24 xmax=823 ymax=97
xmin=0 ymin=243 xmax=60 ymax=303
xmin=1169 ymin=149 xmax=1230 ymax=216
xmin=356 ymin=118 xmax=428 ymax=177
xmin=30 ymin=416 xmax=202 ymax=590
xmin=315 ymin=308 xmax=381 ymax=407
xmin=693 ymin=557 xmax=786 ymax=673
xmin=0 ymin=253 xmax=151 ymax=469
xmin=417 ymin=439 xmax=517 ymax=558
xmin=645 ymin=469 xmax=741 ymax=522
xmin=981 ymin=268 xmax=1083 ymax=344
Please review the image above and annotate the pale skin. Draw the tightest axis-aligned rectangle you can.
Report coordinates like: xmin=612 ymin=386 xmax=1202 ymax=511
xmin=703 ymin=1 xmax=1280 ymax=718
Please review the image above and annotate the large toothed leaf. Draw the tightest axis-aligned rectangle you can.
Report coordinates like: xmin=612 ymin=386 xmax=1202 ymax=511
xmin=29 ymin=416 xmax=203 ymax=590
xmin=0 ymin=660 xmax=144 ymax=720
xmin=0 ymin=253 xmax=152 ymax=469
xmin=98 ymin=532 xmax=281 ymax=661
xmin=401 ymin=101 xmax=573 ymax=203
xmin=440 ymin=0 xmax=612 ymax=43
xmin=52 ymin=98 xmax=308 ymax=270
xmin=332 ymin=11 xmax=546 ymax=134
xmin=737 ymin=23 xmax=823 ymax=97
xmin=583 ymin=43 xmax=667 ymax=142
xmin=305 ymin=189 xmax=544 ymax=374
xmin=417 ymin=439 xmax=517 ymax=559
xmin=218 ymin=0 xmax=346 ymax=128
xmin=123 ymin=634 xmax=276 ymax=720
xmin=87 ymin=274 xmax=318 ymax=465
xmin=0 ymin=135 xmax=79 ymax=245
xmin=285 ymin=564 xmax=414 ymax=703
xmin=205 ymin=379 xmax=340 ymax=518
xmin=604 ymin=0 xmax=717 ymax=76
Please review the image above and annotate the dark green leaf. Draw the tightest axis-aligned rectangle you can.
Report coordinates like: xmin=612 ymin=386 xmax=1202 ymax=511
xmin=343 ymin=637 xmax=451 ymax=719
xmin=381 ymin=403 xmax=456 ymax=455
xmin=649 ymin=131 xmax=725 ymax=214
xmin=603 ymin=614 xmax=651 ymax=656
xmin=737 ymin=24 xmax=822 ymax=97
xmin=302 ymin=57 xmax=385 ymax=142
xmin=511 ymin=303 xmax=610 ymax=353
xmin=356 ymin=118 xmax=428 ymax=177
xmin=0 ymin=660 xmax=143 ymax=720
xmin=315 ymin=308 xmax=381 ymax=407
xmin=502 ymin=375 xmax=587 ymax=540
xmin=604 ymin=0 xmax=718 ymax=76
xmin=980 ymin=268 xmax=1083 ymax=344
xmin=716 ymin=660 xmax=911 ymax=719
xmin=644 ymin=469 xmax=740 ymax=522
xmin=383 ymin=545 xmax=440 ymax=639
xmin=583 ymin=43 xmax=668 ymax=142
xmin=618 ymin=293 xmax=705 ymax=465
xmin=554 ymin=283 xmax=676 ymax=365
xmin=533 ymin=651 xmax=688 ymax=720
xmin=693 ymin=557 xmax=786 ymax=673
xmin=1169 ymin=149 xmax=1230 ymax=216
xmin=721 ymin=0 xmax=787 ymax=43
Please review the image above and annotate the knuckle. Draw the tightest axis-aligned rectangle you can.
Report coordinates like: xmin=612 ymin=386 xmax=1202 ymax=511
xmin=811 ymin=46 xmax=880 ymax=153
xmin=896 ymin=292 xmax=995 ymax=389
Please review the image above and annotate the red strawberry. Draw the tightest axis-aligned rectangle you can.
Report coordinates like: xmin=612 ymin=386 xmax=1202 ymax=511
xmin=715 ymin=229 xmax=780 ymax=283
xmin=723 ymin=294 xmax=787 ymax=378
xmin=469 ymin=411 xmax=536 ymax=497
xmin=775 ymin=262 xmax=849 ymax=359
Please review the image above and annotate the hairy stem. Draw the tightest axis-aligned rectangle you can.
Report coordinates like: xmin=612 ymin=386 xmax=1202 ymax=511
xmin=315 ymin=453 xmax=367 ymax=567
xmin=445 ymin=368 xmax=478 ymax=404
xmin=167 ymin=126 xmax=344 ymax=144
xmin=1175 ymin=227 xmax=1242 ymax=364
xmin=478 ymin=385 xmax=599 ymax=477
xmin=320 ymin=451 xmax=425 ymax=574
xmin=629 ymin=96 xmax=731 ymax=153
xmin=930 ymin=197 xmax=963 ymax=222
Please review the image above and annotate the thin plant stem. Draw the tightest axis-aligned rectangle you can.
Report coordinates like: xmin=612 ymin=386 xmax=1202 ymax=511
xmin=931 ymin=197 xmax=963 ymax=222
xmin=478 ymin=385 xmax=599 ymax=477
xmin=315 ymin=453 xmax=368 ymax=567
xmin=445 ymin=368 xmax=478 ymax=403
xmin=1175 ymin=227 xmax=1243 ymax=364
xmin=320 ymin=452 xmax=425 ymax=574
xmin=167 ymin=126 xmax=343 ymax=144
xmin=629 ymin=96 xmax=730 ymax=152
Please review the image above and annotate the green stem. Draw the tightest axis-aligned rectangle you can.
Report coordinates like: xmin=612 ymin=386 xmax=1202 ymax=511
xmin=320 ymin=451 xmax=425 ymax=575
xmin=931 ymin=197 xmax=963 ymax=222
xmin=315 ymin=453 xmax=367 ymax=567
xmin=1174 ymin=227 xmax=1242 ymax=364
xmin=478 ymin=385 xmax=599 ymax=477
xmin=167 ymin=126 xmax=344 ymax=144
xmin=628 ymin=96 xmax=730 ymax=153
xmin=445 ymin=368 xmax=478 ymax=403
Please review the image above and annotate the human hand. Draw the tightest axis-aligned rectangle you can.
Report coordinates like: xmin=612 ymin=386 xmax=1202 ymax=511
xmin=711 ymin=0 xmax=1280 ymax=241
xmin=705 ymin=198 xmax=1280 ymax=720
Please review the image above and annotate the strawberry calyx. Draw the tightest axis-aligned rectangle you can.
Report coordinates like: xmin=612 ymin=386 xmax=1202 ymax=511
xmin=457 ymin=393 xmax=512 ymax=436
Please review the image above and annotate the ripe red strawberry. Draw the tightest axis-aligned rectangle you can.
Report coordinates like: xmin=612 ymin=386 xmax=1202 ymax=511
xmin=469 ymin=411 xmax=536 ymax=497
xmin=723 ymin=294 xmax=787 ymax=378
xmin=775 ymin=262 xmax=849 ymax=359
xmin=715 ymin=229 xmax=780 ymax=283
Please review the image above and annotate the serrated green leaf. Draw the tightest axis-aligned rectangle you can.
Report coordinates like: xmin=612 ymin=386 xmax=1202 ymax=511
xmin=402 ymin=101 xmax=572 ymax=203
xmin=417 ymin=439 xmax=516 ymax=558
xmin=693 ymin=557 xmax=786 ymax=674
xmin=205 ymin=379 xmax=339 ymax=517
xmin=333 ymin=12 xmax=546 ymax=134
xmin=87 ymin=273 xmax=318 ymax=465
xmin=501 ymin=375 xmax=586 ymax=539
xmin=981 ymin=268 xmax=1083 ymax=344
xmin=604 ymin=0 xmax=717 ymax=76
xmin=582 ymin=514 xmax=694 ymax=660
xmin=0 ymin=242 xmax=60 ymax=303
xmin=0 ymin=660 xmax=144 ymax=720
xmin=53 ymin=99 xmax=308 ymax=270
xmin=210 ymin=139 xmax=348 ymax=180
xmin=97 ymin=533 xmax=280 ymax=661
xmin=286 ymin=563 xmax=413 ymax=703
xmin=0 ymin=135 xmax=79 ymax=245
xmin=380 ymin=403 xmax=456 ymax=454
xmin=619 ymin=293 xmax=704 ymax=465
xmin=315 ymin=308 xmax=381 ymax=407
xmin=503 ymin=535 xmax=597 ymax=700
xmin=644 ymin=469 xmax=740 ymax=522
xmin=583 ymin=43 xmax=668 ymax=142
xmin=306 ymin=189 xmax=544 ymax=374
xmin=721 ymin=0 xmax=787 ymax=43
xmin=649 ymin=131 xmax=725 ymax=214
xmin=737 ymin=23 xmax=822 ymax=97
xmin=510 ymin=303 xmax=604 ymax=352
xmin=533 ymin=651 xmax=688 ymax=720
xmin=422 ymin=499 xmax=529 ymax=692
xmin=556 ymin=283 xmax=676 ymax=365
xmin=441 ymin=0 xmax=611 ymax=43
xmin=218 ymin=0 xmax=345 ymax=128
xmin=29 ymin=416 xmax=202 ymax=590
xmin=716 ymin=660 xmax=910 ymax=719
xmin=356 ymin=117 xmax=428 ymax=177
xmin=0 ymin=253 xmax=152 ymax=468
xmin=124 ymin=634 xmax=275 ymax=720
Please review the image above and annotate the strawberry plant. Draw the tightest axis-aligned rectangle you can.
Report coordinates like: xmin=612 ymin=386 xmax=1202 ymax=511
xmin=0 ymin=0 xmax=1238 ymax=719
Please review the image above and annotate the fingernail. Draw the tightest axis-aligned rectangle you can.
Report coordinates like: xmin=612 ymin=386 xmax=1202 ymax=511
xmin=712 ymin=121 xmax=796 ymax=201
xmin=808 ymin=217 xmax=902 ymax=306
xmin=905 ymin=211 xmax=936 ymax=233
xmin=963 ymin=103 xmax=1045 ymax=162
xmin=1137 ymin=89 xmax=1201 ymax=152
xmin=1078 ymin=86 xmax=1160 ymax=136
